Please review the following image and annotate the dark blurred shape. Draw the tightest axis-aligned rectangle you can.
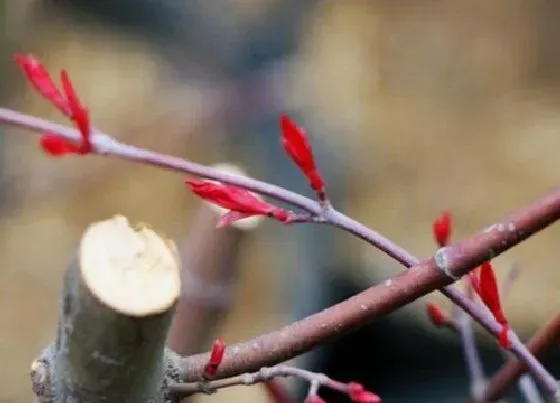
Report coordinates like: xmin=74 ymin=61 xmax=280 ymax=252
xmin=45 ymin=0 xmax=313 ymax=77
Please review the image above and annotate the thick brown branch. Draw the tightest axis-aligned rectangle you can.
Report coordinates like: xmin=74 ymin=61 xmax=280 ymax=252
xmin=478 ymin=312 xmax=560 ymax=402
xmin=32 ymin=215 xmax=183 ymax=403
xmin=181 ymin=186 xmax=560 ymax=391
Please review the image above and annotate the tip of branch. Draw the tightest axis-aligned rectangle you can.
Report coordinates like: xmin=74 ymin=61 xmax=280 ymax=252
xmin=79 ymin=215 xmax=181 ymax=316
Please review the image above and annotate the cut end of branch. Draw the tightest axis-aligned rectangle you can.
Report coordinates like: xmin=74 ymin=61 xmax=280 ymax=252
xmin=80 ymin=215 xmax=180 ymax=317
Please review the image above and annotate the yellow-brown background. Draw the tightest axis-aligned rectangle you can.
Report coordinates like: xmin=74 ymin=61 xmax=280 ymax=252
xmin=2 ymin=1 xmax=560 ymax=401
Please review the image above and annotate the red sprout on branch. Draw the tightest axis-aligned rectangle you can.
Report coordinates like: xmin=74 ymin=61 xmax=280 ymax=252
xmin=426 ymin=302 xmax=449 ymax=327
xmin=14 ymin=54 xmax=92 ymax=156
xmin=203 ymin=338 xmax=226 ymax=379
xmin=347 ymin=382 xmax=381 ymax=403
xmin=476 ymin=261 xmax=511 ymax=348
xmin=14 ymin=54 xmax=70 ymax=116
xmin=185 ymin=179 xmax=292 ymax=226
xmin=280 ymin=115 xmax=327 ymax=203
xmin=433 ymin=211 xmax=452 ymax=247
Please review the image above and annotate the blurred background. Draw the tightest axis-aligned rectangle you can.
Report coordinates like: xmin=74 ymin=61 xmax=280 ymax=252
xmin=2 ymin=1 xmax=560 ymax=402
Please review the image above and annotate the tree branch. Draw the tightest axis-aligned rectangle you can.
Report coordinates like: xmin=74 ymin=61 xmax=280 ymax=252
xmin=180 ymin=187 xmax=560 ymax=396
xmin=168 ymin=364 xmax=379 ymax=402
xmin=30 ymin=215 xmax=184 ymax=403
xmin=1 ymin=108 xmax=559 ymax=397
xmin=478 ymin=312 xmax=560 ymax=402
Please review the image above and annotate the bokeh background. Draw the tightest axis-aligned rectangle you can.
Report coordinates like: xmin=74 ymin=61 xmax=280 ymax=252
xmin=2 ymin=1 xmax=560 ymax=402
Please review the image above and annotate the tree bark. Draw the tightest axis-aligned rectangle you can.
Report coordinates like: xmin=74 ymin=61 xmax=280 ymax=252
xmin=31 ymin=215 xmax=183 ymax=403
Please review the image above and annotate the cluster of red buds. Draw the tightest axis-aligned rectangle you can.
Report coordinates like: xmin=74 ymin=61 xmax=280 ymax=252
xmin=15 ymin=55 xmax=328 ymax=229
xmin=15 ymin=54 xmax=92 ymax=155
xmin=427 ymin=212 xmax=511 ymax=348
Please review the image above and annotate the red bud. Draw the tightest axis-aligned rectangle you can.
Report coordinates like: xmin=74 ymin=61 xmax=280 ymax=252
xmin=14 ymin=54 xmax=70 ymax=116
xmin=40 ymin=134 xmax=82 ymax=156
xmin=186 ymin=179 xmax=291 ymax=224
xmin=433 ymin=211 xmax=452 ymax=247
xmin=474 ymin=261 xmax=510 ymax=349
xmin=203 ymin=337 xmax=225 ymax=378
xmin=15 ymin=55 xmax=92 ymax=156
xmin=280 ymin=115 xmax=326 ymax=201
xmin=60 ymin=70 xmax=91 ymax=153
xmin=426 ymin=302 xmax=448 ymax=327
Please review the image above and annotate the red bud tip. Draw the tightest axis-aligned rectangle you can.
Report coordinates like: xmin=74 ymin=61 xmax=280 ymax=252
xmin=353 ymin=392 xmax=381 ymax=403
xmin=186 ymin=179 xmax=291 ymax=225
xmin=14 ymin=54 xmax=70 ymax=115
xmin=280 ymin=114 xmax=326 ymax=200
xmin=40 ymin=134 xmax=82 ymax=156
xmin=499 ymin=325 xmax=510 ymax=349
xmin=468 ymin=271 xmax=481 ymax=296
xmin=426 ymin=302 xmax=448 ymax=327
xmin=60 ymin=70 xmax=92 ymax=153
xmin=473 ymin=261 xmax=510 ymax=349
xmin=203 ymin=337 xmax=225 ymax=379
xmin=347 ymin=383 xmax=381 ymax=403
xmin=348 ymin=383 xmax=364 ymax=400
xmin=433 ymin=211 xmax=452 ymax=247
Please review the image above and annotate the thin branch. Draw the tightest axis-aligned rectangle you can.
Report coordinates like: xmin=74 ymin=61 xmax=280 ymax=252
xmin=459 ymin=313 xmax=487 ymax=400
xmin=498 ymin=263 xmax=543 ymax=403
xmin=1 ymin=108 xmax=559 ymax=396
xmin=168 ymin=364 xmax=377 ymax=402
xmin=478 ymin=312 xmax=560 ymax=402
xmin=450 ymin=281 xmax=486 ymax=402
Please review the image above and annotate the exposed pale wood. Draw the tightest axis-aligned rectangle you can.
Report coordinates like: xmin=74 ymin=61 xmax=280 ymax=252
xmin=32 ymin=215 xmax=183 ymax=403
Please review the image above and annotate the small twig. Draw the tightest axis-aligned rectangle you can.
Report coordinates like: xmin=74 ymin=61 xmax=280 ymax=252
xmin=450 ymin=280 xmax=486 ymax=402
xmin=459 ymin=311 xmax=487 ymax=401
xmin=167 ymin=364 xmax=378 ymax=402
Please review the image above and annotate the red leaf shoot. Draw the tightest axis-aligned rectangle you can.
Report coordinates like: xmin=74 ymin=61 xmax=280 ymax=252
xmin=280 ymin=114 xmax=326 ymax=201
